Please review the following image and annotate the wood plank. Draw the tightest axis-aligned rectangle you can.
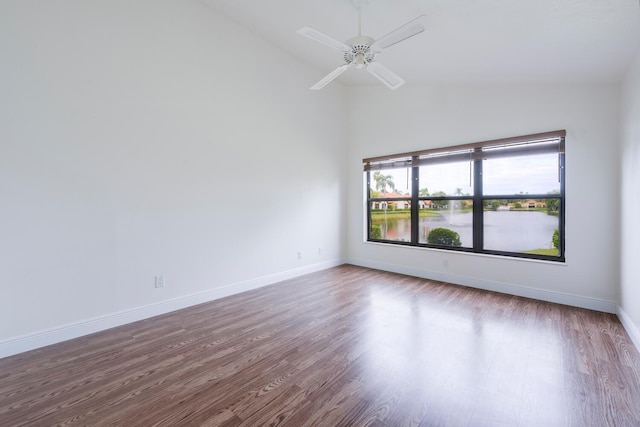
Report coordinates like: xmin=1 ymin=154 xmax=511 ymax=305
xmin=1 ymin=265 xmax=639 ymax=426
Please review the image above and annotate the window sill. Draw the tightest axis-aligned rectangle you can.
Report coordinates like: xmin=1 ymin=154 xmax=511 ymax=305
xmin=362 ymin=240 xmax=568 ymax=266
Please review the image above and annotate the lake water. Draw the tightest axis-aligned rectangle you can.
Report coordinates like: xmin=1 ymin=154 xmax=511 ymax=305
xmin=376 ymin=210 xmax=559 ymax=252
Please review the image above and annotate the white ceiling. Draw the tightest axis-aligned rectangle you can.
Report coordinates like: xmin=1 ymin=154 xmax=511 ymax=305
xmin=199 ymin=0 xmax=640 ymax=87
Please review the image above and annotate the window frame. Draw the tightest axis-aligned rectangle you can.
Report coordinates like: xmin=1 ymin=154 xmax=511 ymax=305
xmin=364 ymin=130 xmax=566 ymax=262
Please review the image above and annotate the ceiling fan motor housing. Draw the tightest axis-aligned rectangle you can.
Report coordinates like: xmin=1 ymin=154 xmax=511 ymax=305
xmin=344 ymin=36 xmax=375 ymax=68
xmin=297 ymin=15 xmax=426 ymax=90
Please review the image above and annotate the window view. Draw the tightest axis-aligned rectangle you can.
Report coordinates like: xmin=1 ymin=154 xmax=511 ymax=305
xmin=418 ymin=198 xmax=473 ymax=247
xmin=483 ymin=198 xmax=560 ymax=255
xmin=369 ymin=167 xmax=411 ymax=242
xmin=483 ymin=152 xmax=559 ymax=195
xmin=365 ymin=131 xmax=566 ymax=261
xmin=418 ymin=161 xmax=474 ymax=248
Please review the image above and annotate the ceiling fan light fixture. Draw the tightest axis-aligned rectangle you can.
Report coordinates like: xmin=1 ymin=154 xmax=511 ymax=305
xmin=297 ymin=14 xmax=425 ymax=90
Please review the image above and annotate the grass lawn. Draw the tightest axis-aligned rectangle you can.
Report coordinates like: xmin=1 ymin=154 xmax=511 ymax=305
xmin=522 ymin=248 xmax=559 ymax=256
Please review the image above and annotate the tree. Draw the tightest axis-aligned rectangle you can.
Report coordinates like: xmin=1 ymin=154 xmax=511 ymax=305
xmin=455 ymin=187 xmax=463 ymax=196
xmin=427 ymin=228 xmax=462 ymax=246
xmin=552 ymin=229 xmax=559 ymax=249
xmin=419 ymin=187 xmax=430 ymax=197
xmin=484 ymin=200 xmax=501 ymax=211
xmin=373 ymin=171 xmax=396 ymax=194
xmin=546 ymin=190 xmax=560 ymax=213
xmin=431 ymin=190 xmax=448 ymax=209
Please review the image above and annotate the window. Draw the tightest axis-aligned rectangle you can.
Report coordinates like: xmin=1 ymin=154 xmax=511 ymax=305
xmin=364 ymin=130 xmax=566 ymax=262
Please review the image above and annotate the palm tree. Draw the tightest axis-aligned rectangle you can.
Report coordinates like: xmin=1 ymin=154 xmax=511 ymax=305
xmin=373 ymin=171 xmax=396 ymax=194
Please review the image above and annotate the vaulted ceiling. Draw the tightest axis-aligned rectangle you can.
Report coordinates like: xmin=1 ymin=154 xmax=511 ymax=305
xmin=199 ymin=0 xmax=640 ymax=87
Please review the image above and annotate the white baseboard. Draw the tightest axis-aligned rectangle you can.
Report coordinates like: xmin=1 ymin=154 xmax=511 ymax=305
xmin=3 ymin=258 xmax=626 ymax=360
xmin=618 ymin=305 xmax=640 ymax=353
xmin=347 ymin=257 xmax=618 ymax=314
xmin=0 ymin=258 xmax=345 ymax=359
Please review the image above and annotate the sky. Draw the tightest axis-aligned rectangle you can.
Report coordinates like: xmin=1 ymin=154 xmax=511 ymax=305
xmin=371 ymin=153 xmax=560 ymax=197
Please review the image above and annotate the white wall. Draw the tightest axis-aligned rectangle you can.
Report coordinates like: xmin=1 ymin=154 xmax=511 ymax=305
xmin=620 ymin=48 xmax=640 ymax=347
xmin=346 ymin=83 xmax=620 ymax=311
xmin=0 ymin=0 xmax=347 ymax=354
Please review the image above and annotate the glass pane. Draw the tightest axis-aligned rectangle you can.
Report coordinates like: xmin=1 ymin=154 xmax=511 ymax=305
xmin=369 ymin=168 xmax=411 ymax=198
xmin=483 ymin=153 xmax=559 ymax=196
xmin=418 ymin=199 xmax=473 ymax=248
xmin=483 ymin=198 xmax=560 ymax=255
xmin=370 ymin=201 xmax=411 ymax=242
xmin=418 ymin=162 xmax=473 ymax=197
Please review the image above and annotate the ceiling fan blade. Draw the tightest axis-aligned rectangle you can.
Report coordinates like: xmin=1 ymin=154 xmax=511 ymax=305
xmin=310 ymin=64 xmax=351 ymax=90
xmin=367 ymin=62 xmax=405 ymax=90
xmin=297 ymin=27 xmax=352 ymax=52
xmin=370 ymin=15 xmax=426 ymax=53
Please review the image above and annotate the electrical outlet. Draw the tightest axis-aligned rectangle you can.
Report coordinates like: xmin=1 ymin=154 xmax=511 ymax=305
xmin=318 ymin=247 xmax=323 ymax=255
xmin=297 ymin=252 xmax=302 ymax=260
xmin=155 ymin=275 xmax=165 ymax=288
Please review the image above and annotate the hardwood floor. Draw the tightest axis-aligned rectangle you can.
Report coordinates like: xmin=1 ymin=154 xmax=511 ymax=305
xmin=1 ymin=265 xmax=640 ymax=426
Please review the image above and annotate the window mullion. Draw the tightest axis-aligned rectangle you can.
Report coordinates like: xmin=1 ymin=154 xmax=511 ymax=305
xmin=411 ymin=160 xmax=419 ymax=244
xmin=366 ymin=170 xmax=372 ymax=240
xmin=473 ymin=148 xmax=483 ymax=251
xmin=559 ymin=150 xmax=566 ymax=259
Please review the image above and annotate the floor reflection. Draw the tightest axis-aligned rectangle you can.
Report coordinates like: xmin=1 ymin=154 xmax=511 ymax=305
xmin=361 ymin=284 xmax=566 ymax=424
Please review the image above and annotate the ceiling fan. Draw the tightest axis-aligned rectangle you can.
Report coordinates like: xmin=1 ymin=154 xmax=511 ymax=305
xmin=297 ymin=14 xmax=426 ymax=90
